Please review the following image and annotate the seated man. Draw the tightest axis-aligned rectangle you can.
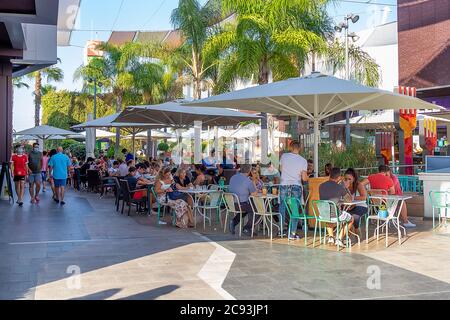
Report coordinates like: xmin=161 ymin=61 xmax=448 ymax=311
xmin=108 ymin=160 xmax=120 ymax=176
xmin=228 ymin=164 xmax=258 ymax=236
xmin=135 ymin=163 xmax=153 ymax=186
xmin=319 ymin=167 xmax=354 ymax=247
xmin=363 ymin=165 xmax=415 ymax=228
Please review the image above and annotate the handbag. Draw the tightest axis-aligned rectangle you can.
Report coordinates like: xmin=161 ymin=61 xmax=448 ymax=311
xmin=167 ymin=183 xmax=185 ymax=201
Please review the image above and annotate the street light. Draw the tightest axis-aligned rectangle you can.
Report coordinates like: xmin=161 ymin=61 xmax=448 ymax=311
xmin=87 ymin=77 xmax=102 ymax=148
xmin=87 ymin=77 xmax=103 ymax=120
xmin=335 ymin=13 xmax=359 ymax=147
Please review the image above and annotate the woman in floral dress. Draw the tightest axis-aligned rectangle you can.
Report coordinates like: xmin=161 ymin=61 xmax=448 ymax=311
xmin=154 ymin=167 xmax=194 ymax=228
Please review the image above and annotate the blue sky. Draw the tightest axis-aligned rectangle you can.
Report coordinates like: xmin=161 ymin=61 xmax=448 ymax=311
xmin=13 ymin=0 xmax=397 ymax=131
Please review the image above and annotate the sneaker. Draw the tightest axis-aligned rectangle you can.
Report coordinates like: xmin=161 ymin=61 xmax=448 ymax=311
xmin=18 ymin=202 xmax=23 ymax=207
xmin=335 ymin=239 xmax=346 ymax=247
xmin=229 ymin=220 xmax=236 ymax=235
xmin=53 ymin=196 xmax=59 ymax=203
xmin=403 ymin=221 xmax=416 ymax=228
xmin=60 ymin=201 xmax=66 ymax=206
xmin=288 ymin=233 xmax=301 ymax=240
xmin=327 ymin=237 xmax=335 ymax=245
xmin=242 ymin=228 xmax=256 ymax=237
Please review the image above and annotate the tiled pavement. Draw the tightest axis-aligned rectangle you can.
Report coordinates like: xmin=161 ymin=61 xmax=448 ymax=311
xmin=1 ymin=187 xmax=450 ymax=300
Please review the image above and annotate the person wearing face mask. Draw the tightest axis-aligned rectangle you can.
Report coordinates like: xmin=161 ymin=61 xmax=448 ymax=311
xmin=48 ymin=147 xmax=72 ymax=206
xmin=28 ymin=143 xmax=43 ymax=204
xmin=10 ymin=145 xmax=29 ymax=207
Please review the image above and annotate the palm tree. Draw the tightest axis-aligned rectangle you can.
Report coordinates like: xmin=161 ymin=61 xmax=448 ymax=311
xmin=324 ymin=39 xmax=380 ymax=87
xmin=27 ymin=62 xmax=63 ymax=126
xmin=74 ymin=42 xmax=170 ymax=154
xmin=170 ymin=0 xmax=223 ymax=99
xmin=12 ymin=77 xmax=29 ymax=89
xmin=204 ymin=0 xmax=328 ymax=90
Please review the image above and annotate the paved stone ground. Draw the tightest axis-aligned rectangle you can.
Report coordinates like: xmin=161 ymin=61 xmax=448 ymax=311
xmin=1 ymin=187 xmax=450 ymax=300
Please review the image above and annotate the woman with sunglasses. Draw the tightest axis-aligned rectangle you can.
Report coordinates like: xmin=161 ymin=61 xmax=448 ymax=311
xmin=342 ymin=168 xmax=368 ymax=233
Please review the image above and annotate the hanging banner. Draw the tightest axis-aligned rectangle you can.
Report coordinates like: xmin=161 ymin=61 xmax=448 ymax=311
xmin=424 ymin=117 xmax=437 ymax=155
xmin=379 ymin=131 xmax=392 ymax=164
xmin=397 ymin=86 xmax=417 ymax=175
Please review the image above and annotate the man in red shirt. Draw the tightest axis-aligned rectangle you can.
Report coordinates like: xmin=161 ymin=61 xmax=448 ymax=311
xmin=364 ymin=165 xmax=415 ymax=228
xmin=10 ymin=145 xmax=29 ymax=207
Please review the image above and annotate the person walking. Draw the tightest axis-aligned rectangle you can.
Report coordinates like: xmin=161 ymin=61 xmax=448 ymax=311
xmin=279 ymin=141 xmax=309 ymax=239
xmin=10 ymin=145 xmax=29 ymax=207
xmin=48 ymin=147 xmax=71 ymax=205
xmin=41 ymin=150 xmax=49 ymax=192
xmin=28 ymin=142 xmax=43 ymax=204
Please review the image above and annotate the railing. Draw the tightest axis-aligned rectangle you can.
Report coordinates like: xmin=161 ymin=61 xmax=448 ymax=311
xmin=347 ymin=164 xmax=425 ymax=177
xmin=343 ymin=164 xmax=425 ymax=194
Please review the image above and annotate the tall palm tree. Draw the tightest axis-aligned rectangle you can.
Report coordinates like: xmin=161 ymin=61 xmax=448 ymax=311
xmin=204 ymin=0 xmax=328 ymax=90
xmin=170 ymin=0 xmax=223 ymax=99
xmin=27 ymin=62 xmax=63 ymax=126
xmin=12 ymin=77 xmax=29 ymax=89
xmin=323 ymin=39 xmax=380 ymax=87
xmin=74 ymin=42 xmax=169 ymax=154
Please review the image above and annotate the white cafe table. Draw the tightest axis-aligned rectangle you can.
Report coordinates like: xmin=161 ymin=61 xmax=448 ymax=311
xmin=179 ymin=188 xmax=217 ymax=227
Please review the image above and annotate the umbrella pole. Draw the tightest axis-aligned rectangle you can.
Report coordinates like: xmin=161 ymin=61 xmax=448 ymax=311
xmin=132 ymin=130 xmax=136 ymax=161
xmin=313 ymin=119 xmax=319 ymax=178
xmin=391 ymin=127 xmax=395 ymax=172
xmin=214 ymin=126 xmax=219 ymax=163
xmin=147 ymin=129 xmax=152 ymax=160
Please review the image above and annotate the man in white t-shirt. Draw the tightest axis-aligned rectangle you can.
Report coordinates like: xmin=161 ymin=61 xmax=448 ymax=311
xmin=279 ymin=141 xmax=309 ymax=240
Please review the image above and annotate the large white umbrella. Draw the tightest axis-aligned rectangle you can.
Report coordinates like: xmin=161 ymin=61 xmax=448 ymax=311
xmin=115 ymin=101 xmax=260 ymax=164
xmin=123 ymin=130 xmax=176 ymax=140
xmin=72 ymin=113 xmax=162 ymax=159
xmin=229 ymin=123 xmax=291 ymax=138
xmin=68 ymin=129 xmax=116 ymax=140
xmin=185 ymin=72 xmax=444 ymax=175
xmin=14 ymin=125 xmax=77 ymax=150
xmin=326 ymin=110 xmax=450 ymax=130
xmin=114 ymin=101 xmax=260 ymax=127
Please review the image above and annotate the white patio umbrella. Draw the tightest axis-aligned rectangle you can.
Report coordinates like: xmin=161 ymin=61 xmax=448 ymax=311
xmin=326 ymin=110 xmax=450 ymax=130
xmin=115 ymin=101 xmax=260 ymax=164
xmin=72 ymin=113 xmax=162 ymax=159
xmin=14 ymin=125 xmax=78 ymax=150
xmin=123 ymin=130 xmax=176 ymax=140
xmin=185 ymin=72 xmax=444 ymax=176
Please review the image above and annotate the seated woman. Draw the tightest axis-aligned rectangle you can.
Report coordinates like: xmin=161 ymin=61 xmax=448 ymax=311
xmin=342 ymin=168 xmax=368 ymax=232
xmin=174 ymin=168 xmax=194 ymax=208
xmin=192 ymin=164 xmax=206 ymax=186
xmin=249 ymin=166 xmax=264 ymax=192
xmin=154 ymin=167 xmax=194 ymax=228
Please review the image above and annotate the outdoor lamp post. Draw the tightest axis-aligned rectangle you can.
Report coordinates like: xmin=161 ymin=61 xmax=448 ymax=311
xmin=87 ymin=77 xmax=103 ymax=120
xmin=87 ymin=77 xmax=103 ymax=146
xmin=335 ymin=13 xmax=359 ymax=147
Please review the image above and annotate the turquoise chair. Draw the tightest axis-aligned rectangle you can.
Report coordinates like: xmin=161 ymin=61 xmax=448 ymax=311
xmin=151 ymin=187 xmax=175 ymax=226
xmin=429 ymin=191 xmax=450 ymax=229
xmin=197 ymin=191 xmax=223 ymax=229
xmin=284 ymin=197 xmax=314 ymax=244
xmin=312 ymin=200 xmax=349 ymax=251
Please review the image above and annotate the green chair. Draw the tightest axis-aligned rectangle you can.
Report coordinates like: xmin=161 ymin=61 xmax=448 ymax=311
xmin=197 ymin=191 xmax=223 ymax=229
xmin=150 ymin=187 xmax=174 ymax=226
xmin=312 ymin=200 xmax=349 ymax=251
xmin=223 ymin=193 xmax=244 ymax=236
xmin=284 ymin=196 xmax=314 ymax=244
xmin=429 ymin=191 xmax=450 ymax=229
